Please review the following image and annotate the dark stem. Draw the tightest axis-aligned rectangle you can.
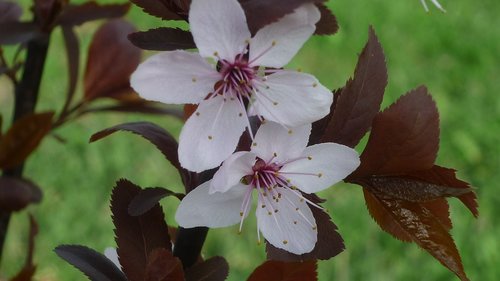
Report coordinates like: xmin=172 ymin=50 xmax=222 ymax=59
xmin=0 ymin=33 xmax=50 ymax=264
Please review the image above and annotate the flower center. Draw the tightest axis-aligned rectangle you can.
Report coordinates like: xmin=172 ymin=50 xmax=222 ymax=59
xmin=217 ymin=56 xmax=256 ymax=99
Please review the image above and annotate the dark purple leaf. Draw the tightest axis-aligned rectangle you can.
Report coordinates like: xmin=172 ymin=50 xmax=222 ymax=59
xmin=185 ymin=256 xmax=229 ymax=281
xmin=247 ymin=260 xmax=317 ymax=281
xmin=320 ymin=27 xmax=387 ymax=148
xmin=57 ymin=2 xmax=130 ymax=26
xmin=145 ymin=248 xmax=184 ymax=281
xmin=84 ymin=19 xmax=140 ymax=101
xmin=90 ymin=122 xmax=194 ymax=191
xmin=266 ymin=195 xmax=344 ymax=261
xmin=130 ymin=0 xmax=186 ymax=21
xmin=0 ymin=112 xmax=54 ymax=169
xmin=351 ymin=86 xmax=439 ymax=178
xmin=111 ymin=179 xmax=172 ymax=281
xmin=0 ymin=22 xmax=39 ymax=45
xmin=364 ymin=176 xmax=473 ymax=202
xmin=128 ymin=28 xmax=195 ymax=51
xmin=408 ymin=165 xmax=478 ymax=217
xmin=314 ymin=4 xmax=338 ymax=35
xmin=0 ymin=177 xmax=42 ymax=212
xmin=61 ymin=25 xmax=79 ymax=114
xmin=129 ymin=187 xmax=184 ymax=216
xmin=55 ymin=245 xmax=127 ymax=281
xmin=0 ymin=1 xmax=23 ymax=23
xmin=239 ymin=0 xmax=326 ymax=35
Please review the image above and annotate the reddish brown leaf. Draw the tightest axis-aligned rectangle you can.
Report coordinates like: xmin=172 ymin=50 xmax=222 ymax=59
xmin=0 ymin=177 xmax=42 ymax=212
xmin=129 ymin=187 xmax=184 ymax=217
xmin=84 ymin=19 xmax=140 ymax=101
xmin=185 ymin=256 xmax=229 ymax=281
xmin=128 ymin=28 xmax=195 ymax=51
xmin=247 ymin=260 xmax=317 ymax=281
xmin=320 ymin=27 xmax=387 ymax=148
xmin=0 ymin=112 xmax=54 ymax=169
xmin=239 ymin=0 xmax=326 ymax=35
xmin=10 ymin=215 xmax=38 ymax=281
xmin=314 ymin=4 xmax=338 ymax=35
xmin=0 ymin=1 xmax=22 ymax=23
xmin=0 ymin=22 xmax=39 ymax=45
xmin=55 ymin=245 xmax=127 ymax=281
xmin=61 ymin=25 xmax=79 ymax=114
xmin=363 ymin=189 xmax=469 ymax=281
xmin=145 ymin=248 xmax=184 ymax=281
xmin=365 ymin=176 xmax=472 ymax=202
xmin=90 ymin=122 xmax=194 ymax=191
xmin=266 ymin=195 xmax=344 ymax=261
xmin=130 ymin=0 xmax=186 ymax=21
xmin=57 ymin=2 xmax=130 ymax=26
xmin=363 ymin=189 xmax=412 ymax=242
xmin=352 ymin=86 xmax=439 ymax=178
xmin=111 ymin=179 xmax=172 ymax=281
xmin=408 ymin=165 xmax=478 ymax=217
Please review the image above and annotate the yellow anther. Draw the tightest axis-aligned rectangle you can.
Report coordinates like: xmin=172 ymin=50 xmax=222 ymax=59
xmin=312 ymin=82 xmax=318 ymax=87
xmin=192 ymin=77 xmax=197 ymax=82
xmin=261 ymin=204 xmax=266 ymax=208
xmin=288 ymin=129 xmax=293 ymax=134
xmin=318 ymin=173 xmax=323 ymax=178
xmin=295 ymin=207 xmax=299 ymax=211
xmin=273 ymin=152 xmax=277 ymax=157
xmin=195 ymin=112 xmax=200 ymax=116
xmin=273 ymin=102 xmax=278 ymax=106
xmin=286 ymin=179 xmax=291 ymax=183
xmin=240 ymin=212 xmax=244 ymax=217
xmin=272 ymin=41 xmax=277 ymax=46
xmin=252 ymin=142 xmax=257 ymax=146
xmin=308 ymin=156 xmax=312 ymax=160
xmin=245 ymin=39 xmax=250 ymax=44
xmin=282 ymin=240 xmax=288 ymax=245
xmin=268 ymin=211 xmax=272 ymax=215
xmin=312 ymin=226 xmax=317 ymax=230
xmin=213 ymin=51 xmax=219 ymax=57
xmin=300 ymin=198 xmax=304 ymax=203
xmin=208 ymin=135 xmax=213 ymax=140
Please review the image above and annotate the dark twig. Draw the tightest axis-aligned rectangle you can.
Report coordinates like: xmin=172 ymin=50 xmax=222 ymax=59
xmin=0 ymin=32 xmax=51 ymax=264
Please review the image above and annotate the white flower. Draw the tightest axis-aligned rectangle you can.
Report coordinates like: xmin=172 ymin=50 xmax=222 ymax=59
xmin=131 ymin=0 xmax=333 ymax=172
xmin=175 ymin=122 xmax=359 ymax=254
xmin=420 ymin=0 xmax=446 ymax=12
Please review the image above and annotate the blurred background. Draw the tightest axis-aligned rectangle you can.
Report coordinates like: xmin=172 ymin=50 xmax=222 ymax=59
xmin=0 ymin=0 xmax=498 ymax=280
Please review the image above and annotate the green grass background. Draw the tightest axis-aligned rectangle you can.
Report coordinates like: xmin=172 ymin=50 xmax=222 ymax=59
xmin=0 ymin=0 xmax=499 ymax=280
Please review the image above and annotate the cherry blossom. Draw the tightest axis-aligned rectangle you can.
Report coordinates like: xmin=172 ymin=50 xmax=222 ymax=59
xmin=130 ymin=0 xmax=333 ymax=172
xmin=175 ymin=122 xmax=359 ymax=254
xmin=420 ymin=0 xmax=446 ymax=12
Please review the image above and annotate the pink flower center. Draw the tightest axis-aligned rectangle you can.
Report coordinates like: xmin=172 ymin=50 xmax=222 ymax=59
xmin=217 ymin=56 xmax=256 ymax=99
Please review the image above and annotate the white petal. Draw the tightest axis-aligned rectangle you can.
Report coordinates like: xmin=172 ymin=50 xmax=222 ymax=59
xmin=179 ymin=95 xmax=247 ymax=172
xmin=130 ymin=50 xmax=218 ymax=104
xmin=280 ymin=143 xmax=360 ymax=193
xmin=210 ymin=151 xmax=256 ymax=193
xmin=253 ymin=71 xmax=332 ymax=127
xmin=189 ymin=0 xmax=251 ymax=61
xmin=256 ymin=187 xmax=317 ymax=254
xmin=252 ymin=121 xmax=310 ymax=163
xmin=104 ymin=247 xmax=121 ymax=269
xmin=249 ymin=3 xmax=320 ymax=68
xmin=175 ymin=181 xmax=250 ymax=228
